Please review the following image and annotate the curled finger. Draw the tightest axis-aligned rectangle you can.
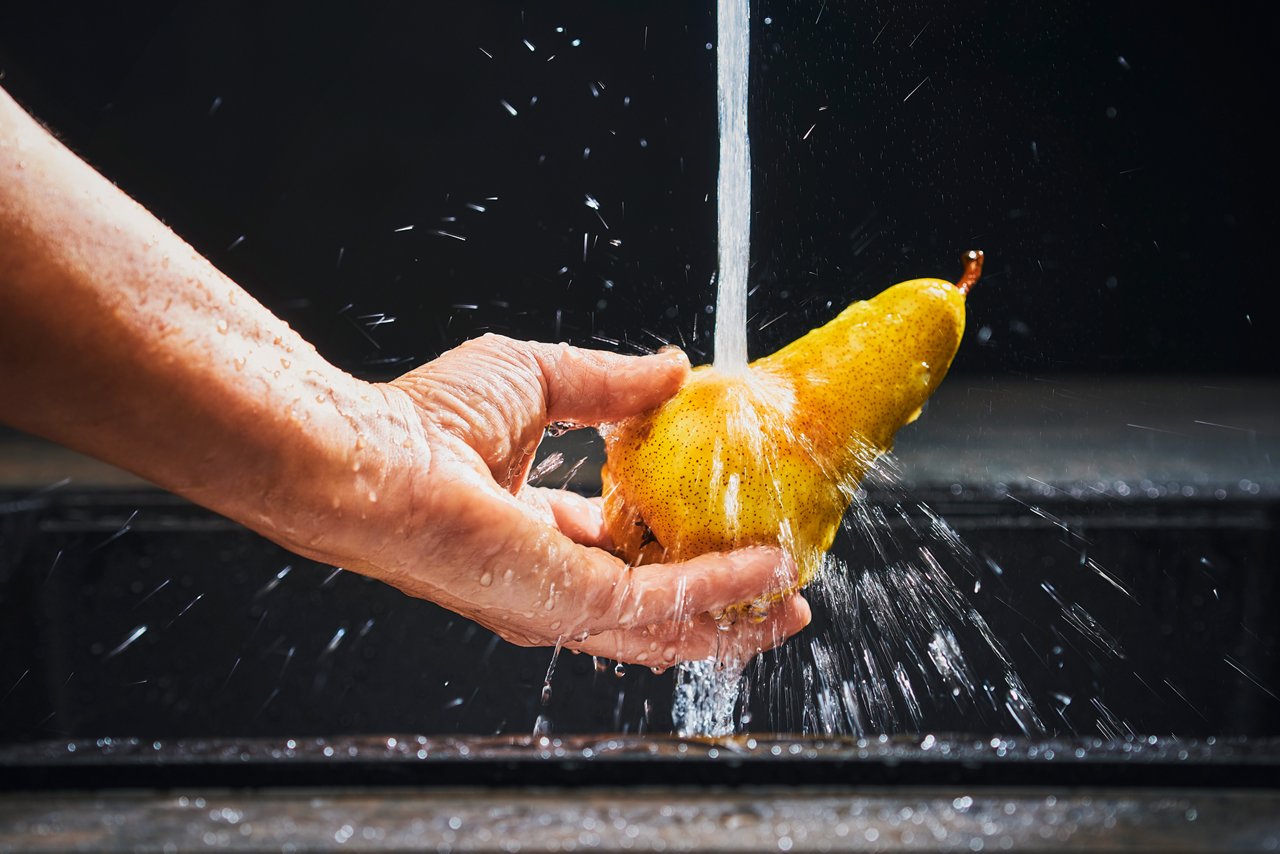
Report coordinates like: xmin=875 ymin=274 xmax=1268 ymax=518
xmin=585 ymin=546 xmax=798 ymax=634
xmin=522 ymin=487 xmax=612 ymax=549
xmin=568 ymin=593 xmax=812 ymax=668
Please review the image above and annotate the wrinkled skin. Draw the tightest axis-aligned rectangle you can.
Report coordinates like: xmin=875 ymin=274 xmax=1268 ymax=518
xmin=362 ymin=334 xmax=812 ymax=668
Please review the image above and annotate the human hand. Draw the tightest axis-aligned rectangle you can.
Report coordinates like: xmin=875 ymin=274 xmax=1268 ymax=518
xmin=0 ymin=88 xmax=807 ymax=669
xmin=344 ymin=334 xmax=811 ymax=669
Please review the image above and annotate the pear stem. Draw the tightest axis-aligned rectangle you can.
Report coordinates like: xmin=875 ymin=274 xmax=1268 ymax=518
xmin=956 ymin=250 xmax=984 ymax=295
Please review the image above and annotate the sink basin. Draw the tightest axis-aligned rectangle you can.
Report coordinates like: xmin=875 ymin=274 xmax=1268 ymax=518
xmin=0 ymin=382 xmax=1276 ymax=852
xmin=0 ymin=483 xmax=1275 ymax=742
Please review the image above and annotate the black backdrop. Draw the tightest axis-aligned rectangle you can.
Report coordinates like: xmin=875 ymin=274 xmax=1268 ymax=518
xmin=2 ymin=2 xmax=1279 ymax=742
xmin=1 ymin=1 xmax=1275 ymax=378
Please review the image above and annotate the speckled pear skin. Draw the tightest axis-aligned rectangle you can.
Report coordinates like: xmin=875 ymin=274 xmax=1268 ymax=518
xmin=601 ymin=253 xmax=982 ymax=590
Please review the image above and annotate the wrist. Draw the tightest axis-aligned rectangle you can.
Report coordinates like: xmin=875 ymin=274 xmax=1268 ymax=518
xmin=252 ymin=370 xmax=428 ymax=577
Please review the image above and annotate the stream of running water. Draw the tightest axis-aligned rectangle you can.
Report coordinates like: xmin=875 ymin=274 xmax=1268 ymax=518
xmin=711 ymin=0 xmax=751 ymax=375
xmin=670 ymin=0 xmax=1048 ymax=740
xmin=671 ymin=0 xmax=755 ymax=738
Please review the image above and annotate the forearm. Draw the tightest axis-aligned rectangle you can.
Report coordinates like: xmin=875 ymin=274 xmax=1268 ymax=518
xmin=0 ymin=87 xmax=405 ymax=562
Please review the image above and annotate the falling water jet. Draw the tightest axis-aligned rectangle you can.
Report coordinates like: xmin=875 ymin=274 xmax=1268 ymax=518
xmin=711 ymin=0 xmax=751 ymax=374
xmin=669 ymin=0 xmax=755 ymax=738
xmin=533 ymin=636 xmax=564 ymax=738
xmin=640 ymin=1 xmax=1033 ymax=739
xmin=673 ymin=659 xmax=745 ymax=737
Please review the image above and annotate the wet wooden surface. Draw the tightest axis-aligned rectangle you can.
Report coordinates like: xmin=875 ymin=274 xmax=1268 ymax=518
xmin=2 ymin=785 xmax=1278 ymax=851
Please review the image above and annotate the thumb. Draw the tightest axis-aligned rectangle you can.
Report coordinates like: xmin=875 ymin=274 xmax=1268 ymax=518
xmin=529 ymin=342 xmax=690 ymax=425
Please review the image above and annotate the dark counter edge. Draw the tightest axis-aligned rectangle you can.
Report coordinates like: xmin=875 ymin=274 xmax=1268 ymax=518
xmin=3 ymin=734 xmax=1280 ymax=792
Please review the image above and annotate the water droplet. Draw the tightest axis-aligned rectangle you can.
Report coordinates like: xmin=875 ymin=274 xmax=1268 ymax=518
xmin=614 ymin=663 xmax=626 ymax=678
xmin=216 ymin=319 xmax=229 ymax=334
xmin=478 ymin=571 xmax=494 ymax=587
xmin=280 ymin=358 xmax=291 ymax=369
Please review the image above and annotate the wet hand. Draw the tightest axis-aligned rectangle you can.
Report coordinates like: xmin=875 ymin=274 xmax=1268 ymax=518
xmin=364 ymin=334 xmax=811 ymax=668
xmin=0 ymin=87 xmax=808 ymax=669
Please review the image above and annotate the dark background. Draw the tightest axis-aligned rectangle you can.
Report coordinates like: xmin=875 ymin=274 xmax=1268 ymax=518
xmin=1 ymin=1 xmax=1275 ymax=377
xmin=1 ymin=3 xmax=1278 ymax=743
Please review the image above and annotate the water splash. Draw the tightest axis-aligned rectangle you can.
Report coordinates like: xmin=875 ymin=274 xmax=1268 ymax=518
xmin=605 ymin=2 xmax=1068 ymax=739
xmin=666 ymin=435 xmax=1054 ymax=737
xmin=105 ymin=625 xmax=148 ymax=660
xmin=673 ymin=660 xmax=745 ymax=738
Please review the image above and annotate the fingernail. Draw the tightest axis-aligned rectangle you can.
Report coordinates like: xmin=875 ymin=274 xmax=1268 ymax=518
xmin=655 ymin=346 xmax=690 ymax=367
xmin=711 ymin=608 xmax=738 ymax=630
xmin=795 ymin=596 xmax=813 ymax=628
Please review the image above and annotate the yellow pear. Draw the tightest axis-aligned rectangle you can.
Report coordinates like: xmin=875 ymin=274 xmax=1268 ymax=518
xmin=601 ymin=251 xmax=983 ymax=589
